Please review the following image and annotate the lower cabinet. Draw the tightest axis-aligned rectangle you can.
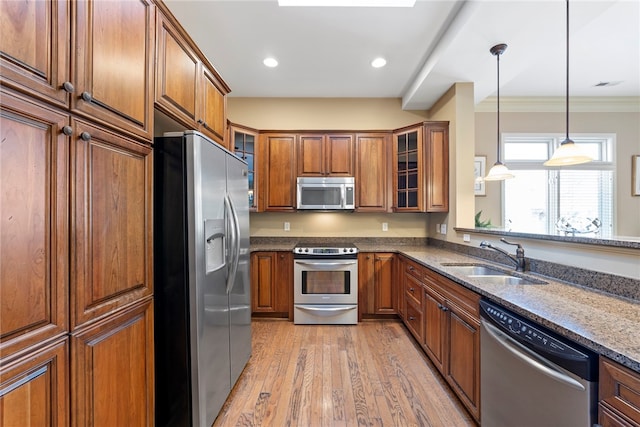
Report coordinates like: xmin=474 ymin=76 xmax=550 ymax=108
xmin=358 ymin=252 xmax=396 ymax=319
xmin=71 ymin=298 xmax=154 ymax=427
xmin=599 ymin=357 xmax=640 ymax=426
xmin=399 ymin=255 xmax=481 ymax=423
xmin=250 ymin=251 xmax=293 ymax=319
xmin=0 ymin=337 xmax=69 ymax=427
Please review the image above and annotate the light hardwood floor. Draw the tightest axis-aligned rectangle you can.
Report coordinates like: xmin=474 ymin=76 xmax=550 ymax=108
xmin=214 ymin=319 xmax=475 ymax=427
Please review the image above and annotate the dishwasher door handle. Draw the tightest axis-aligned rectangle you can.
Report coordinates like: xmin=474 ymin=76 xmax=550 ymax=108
xmin=482 ymin=319 xmax=586 ymax=391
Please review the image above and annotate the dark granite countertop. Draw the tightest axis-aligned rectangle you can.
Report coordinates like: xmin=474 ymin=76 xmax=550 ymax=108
xmin=250 ymin=238 xmax=640 ymax=373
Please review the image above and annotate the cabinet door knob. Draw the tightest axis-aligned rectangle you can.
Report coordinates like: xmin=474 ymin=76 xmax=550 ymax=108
xmin=409 ymin=316 xmax=415 ymax=321
xmin=62 ymin=81 xmax=75 ymax=93
xmin=280 ymin=254 xmax=284 ymax=259
xmin=197 ymin=119 xmax=204 ymax=124
xmin=80 ymin=132 xmax=91 ymax=142
xmin=409 ymin=287 xmax=414 ymax=293
xmin=408 ymin=266 xmax=415 ymax=271
xmin=62 ymin=126 xmax=73 ymax=136
xmin=366 ymin=256 xmax=371 ymax=260
xmin=81 ymin=91 xmax=92 ymax=102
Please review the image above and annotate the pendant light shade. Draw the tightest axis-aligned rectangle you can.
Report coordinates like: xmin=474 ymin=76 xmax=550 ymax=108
xmin=544 ymin=0 xmax=592 ymax=167
xmin=484 ymin=43 xmax=514 ymax=181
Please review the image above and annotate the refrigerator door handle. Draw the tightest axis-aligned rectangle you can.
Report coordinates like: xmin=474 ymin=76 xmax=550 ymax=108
xmin=225 ymin=193 xmax=241 ymax=295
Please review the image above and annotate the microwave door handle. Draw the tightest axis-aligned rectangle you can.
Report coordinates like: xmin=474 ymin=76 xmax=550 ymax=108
xmin=341 ymin=185 xmax=346 ymax=208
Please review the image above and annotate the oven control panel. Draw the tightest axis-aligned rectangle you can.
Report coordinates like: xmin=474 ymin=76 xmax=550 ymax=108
xmin=293 ymin=247 xmax=358 ymax=255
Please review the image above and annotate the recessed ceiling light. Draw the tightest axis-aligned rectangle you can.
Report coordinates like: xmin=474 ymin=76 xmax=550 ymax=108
xmin=371 ymin=57 xmax=387 ymax=68
xmin=263 ymin=57 xmax=278 ymax=68
xmin=279 ymin=0 xmax=415 ymax=7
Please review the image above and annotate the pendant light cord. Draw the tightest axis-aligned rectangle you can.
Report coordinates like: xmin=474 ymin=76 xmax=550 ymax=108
xmin=496 ymin=50 xmax=501 ymax=163
xmin=565 ymin=0 xmax=570 ymax=143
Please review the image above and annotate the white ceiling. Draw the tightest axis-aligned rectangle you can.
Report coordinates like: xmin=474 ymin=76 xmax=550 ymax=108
xmin=164 ymin=0 xmax=640 ymax=110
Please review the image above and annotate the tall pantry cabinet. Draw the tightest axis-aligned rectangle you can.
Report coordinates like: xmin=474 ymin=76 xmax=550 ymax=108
xmin=1 ymin=0 xmax=155 ymax=425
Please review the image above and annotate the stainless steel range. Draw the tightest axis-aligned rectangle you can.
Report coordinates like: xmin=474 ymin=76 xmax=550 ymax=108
xmin=293 ymin=244 xmax=358 ymax=325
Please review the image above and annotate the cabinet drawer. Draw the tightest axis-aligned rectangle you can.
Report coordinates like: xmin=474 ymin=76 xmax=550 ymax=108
xmin=600 ymin=403 xmax=637 ymax=427
xmin=405 ymin=258 xmax=423 ymax=280
xmin=404 ymin=299 xmax=423 ymax=342
xmin=423 ymin=267 xmax=480 ymax=318
xmin=600 ymin=358 xmax=640 ymax=425
xmin=405 ymin=274 xmax=423 ymax=307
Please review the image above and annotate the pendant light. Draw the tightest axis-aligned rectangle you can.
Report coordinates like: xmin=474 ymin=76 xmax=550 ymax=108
xmin=544 ymin=0 xmax=592 ymax=166
xmin=484 ymin=43 xmax=514 ymax=181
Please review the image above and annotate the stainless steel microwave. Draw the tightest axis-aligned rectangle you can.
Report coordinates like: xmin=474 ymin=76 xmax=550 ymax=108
xmin=296 ymin=177 xmax=355 ymax=210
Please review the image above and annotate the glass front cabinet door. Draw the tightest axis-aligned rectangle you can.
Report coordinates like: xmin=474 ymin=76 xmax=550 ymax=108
xmin=230 ymin=125 xmax=258 ymax=210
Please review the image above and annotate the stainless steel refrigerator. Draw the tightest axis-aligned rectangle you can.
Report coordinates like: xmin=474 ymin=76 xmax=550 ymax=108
xmin=153 ymin=131 xmax=251 ymax=427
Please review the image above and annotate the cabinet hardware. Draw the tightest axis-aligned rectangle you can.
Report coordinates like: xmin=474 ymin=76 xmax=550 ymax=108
xmin=80 ymin=132 xmax=91 ymax=142
xmin=62 ymin=81 xmax=75 ymax=93
xmin=81 ymin=91 xmax=92 ymax=102
xmin=62 ymin=126 xmax=73 ymax=136
xmin=409 ymin=316 xmax=416 ymax=321
xmin=197 ymin=119 xmax=204 ymax=124
xmin=409 ymin=287 xmax=414 ymax=292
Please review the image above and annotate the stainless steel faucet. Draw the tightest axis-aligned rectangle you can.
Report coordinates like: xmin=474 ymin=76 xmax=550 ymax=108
xmin=479 ymin=238 xmax=526 ymax=272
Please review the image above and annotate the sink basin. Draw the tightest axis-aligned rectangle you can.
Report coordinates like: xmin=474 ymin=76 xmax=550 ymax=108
xmin=467 ymin=274 xmax=546 ymax=285
xmin=441 ymin=263 xmax=547 ymax=285
xmin=440 ymin=263 xmax=506 ymax=276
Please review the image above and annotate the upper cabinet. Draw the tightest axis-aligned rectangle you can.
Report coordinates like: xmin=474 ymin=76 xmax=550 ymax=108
xmin=424 ymin=122 xmax=449 ymax=212
xmin=155 ymin=7 xmax=230 ymax=147
xmin=0 ymin=0 xmax=155 ymax=141
xmin=355 ymin=133 xmax=390 ymax=212
xmin=230 ymin=124 xmax=259 ymax=210
xmin=73 ymin=0 xmax=155 ymax=141
xmin=0 ymin=0 xmax=70 ymax=107
xmin=392 ymin=122 xmax=449 ymax=212
xmin=258 ymin=133 xmax=297 ymax=212
xmin=297 ymin=134 xmax=354 ymax=177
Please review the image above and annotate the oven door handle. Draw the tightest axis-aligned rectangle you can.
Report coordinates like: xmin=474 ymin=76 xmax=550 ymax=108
xmin=296 ymin=304 xmax=357 ymax=312
xmin=295 ymin=260 xmax=357 ymax=268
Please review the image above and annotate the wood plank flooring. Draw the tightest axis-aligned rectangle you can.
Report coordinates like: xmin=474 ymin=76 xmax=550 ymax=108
xmin=214 ymin=319 xmax=475 ymax=427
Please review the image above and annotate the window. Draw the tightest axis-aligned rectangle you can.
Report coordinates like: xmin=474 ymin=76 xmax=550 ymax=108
xmin=502 ymin=134 xmax=615 ymax=238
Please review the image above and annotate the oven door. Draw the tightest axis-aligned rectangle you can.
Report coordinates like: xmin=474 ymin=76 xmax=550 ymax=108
xmin=294 ymin=258 xmax=358 ymax=305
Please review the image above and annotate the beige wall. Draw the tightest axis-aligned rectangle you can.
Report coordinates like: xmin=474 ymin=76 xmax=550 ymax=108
xmin=250 ymin=212 xmax=429 ymax=238
xmin=227 ymin=97 xmax=428 ymax=130
xmin=475 ymin=109 xmax=640 ymax=238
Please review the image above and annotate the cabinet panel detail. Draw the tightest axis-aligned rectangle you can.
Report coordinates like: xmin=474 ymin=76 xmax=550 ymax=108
xmin=355 ymin=133 xmax=389 ymax=212
xmin=71 ymin=119 xmax=153 ymax=329
xmin=0 ymin=0 xmax=69 ymax=107
xmin=0 ymin=337 xmax=69 ymax=427
xmin=73 ymin=0 xmax=154 ymax=140
xmin=0 ymin=89 xmax=68 ymax=358
xmin=71 ymin=299 xmax=154 ymax=427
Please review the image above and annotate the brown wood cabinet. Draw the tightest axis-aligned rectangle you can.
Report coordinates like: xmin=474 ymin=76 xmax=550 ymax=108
xmin=392 ymin=122 xmax=449 ymax=212
xmin=358 ymin=253 xmax=396 ymax=320
xmin=600 ymin=357 xmax=640 ymax=426
xmin=395 ymin=256 xmax=406 ymax=319
xmin=250 ymin=252 xmax=293 ymax=319
xmin=0 ymin=89 xmax=69 ymax=359
xmin=155 ymin=7 xmax=229 ymax=146
xmin=0 ymin=337 xmax=69 ymax=427
xmin=398 ymin=255 xmax=480 ymax=422
xmin=422 ymin=267 xmax=480 ymax=421
xmin=73 ymin=0 xmax=155 ymax=141
xmin=0 ymin=0 xmax=154 ymax=141
xmin=71 ymin=298 xmax=154 ymax=427
xmin=297 ymin=134 xmax=354 ymax=177
xmin=258 ymin=133 xmax=297 ymax=212
xmin=71 ymin=119 xmax=154 ymax=330
xmin=0 ymin=0 xmax=70 ymax=107
xmin=355 ymin=133 xmax=390 ymax=212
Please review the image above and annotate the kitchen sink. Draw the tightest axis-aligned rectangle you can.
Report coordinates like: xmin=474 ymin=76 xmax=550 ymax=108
xmin=440 ymin=263 xmax=547 ymax=285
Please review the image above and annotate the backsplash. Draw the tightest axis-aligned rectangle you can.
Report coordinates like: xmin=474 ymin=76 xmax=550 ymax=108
xmin=251 ymin=236 xmax=639 ymax=302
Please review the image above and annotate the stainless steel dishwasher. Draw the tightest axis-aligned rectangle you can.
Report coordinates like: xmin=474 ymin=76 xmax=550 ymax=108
xmin=480 ymin=299 xmax=598 ymax=427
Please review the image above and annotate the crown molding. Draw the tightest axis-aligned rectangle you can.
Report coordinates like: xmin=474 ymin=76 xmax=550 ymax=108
xmin=475 ymin=96 xmax=640 ymax=113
